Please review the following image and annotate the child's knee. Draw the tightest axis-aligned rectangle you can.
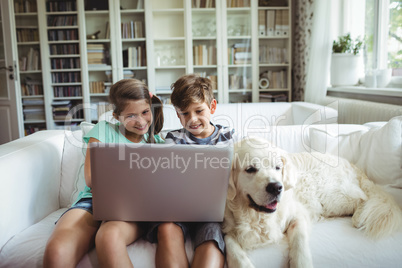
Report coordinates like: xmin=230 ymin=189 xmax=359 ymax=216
xmin=96 ymin=223 xmax=121 ymax=246
xmin=44 ymin=237 xmax=75 ymax=266
xmin=157 ymin=222 xmax=183 ymax=241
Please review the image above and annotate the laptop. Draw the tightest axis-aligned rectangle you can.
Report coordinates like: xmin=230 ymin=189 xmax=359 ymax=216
xmin=90 ymin=143 xmax=233 ymax=222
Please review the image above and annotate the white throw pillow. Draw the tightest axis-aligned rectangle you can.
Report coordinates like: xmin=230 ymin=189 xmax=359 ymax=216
xmin=355 ymin=116 xmax=402 ymax=187
xmin=310 ymin=116 xmax=402 ymax=187
xmin=59 ymin=122 xmax=95 ymax=207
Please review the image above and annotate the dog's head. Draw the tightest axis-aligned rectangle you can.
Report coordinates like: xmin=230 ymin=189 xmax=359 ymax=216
xmin=227 ymin=137 xmax=297 ymax=213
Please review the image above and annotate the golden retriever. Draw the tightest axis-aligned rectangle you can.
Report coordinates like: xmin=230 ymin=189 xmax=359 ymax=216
xmin=223 ymin=137 xmax=402 ymax=268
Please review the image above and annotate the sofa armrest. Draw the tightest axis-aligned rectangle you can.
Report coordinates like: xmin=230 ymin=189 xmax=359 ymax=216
xmin=0 ymin=130 xmax=65 ymax=249
xmin=292 ymin=102 xmax=338 ymax=125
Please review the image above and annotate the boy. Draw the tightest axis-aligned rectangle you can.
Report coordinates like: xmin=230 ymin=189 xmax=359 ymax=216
xmin=148 ymin=74 xmax=235 ymax=268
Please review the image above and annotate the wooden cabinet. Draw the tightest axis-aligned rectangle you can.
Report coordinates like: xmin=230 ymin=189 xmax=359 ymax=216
xmin=9 ymin=0 xmax=292 ymax=135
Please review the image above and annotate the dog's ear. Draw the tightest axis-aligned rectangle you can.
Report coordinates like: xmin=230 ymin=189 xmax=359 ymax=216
xmin=227 ymin=164 xmax=237 ymax=201
xmin=281 ymin=155 xmax=297 ymax=190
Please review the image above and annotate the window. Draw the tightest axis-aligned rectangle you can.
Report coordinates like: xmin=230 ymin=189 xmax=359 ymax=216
xmin=336 ymin=0 xmax=402 ymax=88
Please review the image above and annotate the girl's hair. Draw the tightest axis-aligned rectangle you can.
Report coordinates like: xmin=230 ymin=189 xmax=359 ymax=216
xmin=170 ymin=74 xmax=214 ymax=111
xmin=108 ymin=79 xmax=164 ymax=143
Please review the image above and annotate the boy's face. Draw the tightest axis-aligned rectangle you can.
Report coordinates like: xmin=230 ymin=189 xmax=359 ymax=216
xmin=175 ymin=99 xmax=217 ymax=139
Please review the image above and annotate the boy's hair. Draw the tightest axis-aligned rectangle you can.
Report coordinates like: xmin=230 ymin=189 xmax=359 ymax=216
xmin=170 ymin=74 xmax=215 ymax=111
xmin=109 ymin=79 xmax=164 ymax=143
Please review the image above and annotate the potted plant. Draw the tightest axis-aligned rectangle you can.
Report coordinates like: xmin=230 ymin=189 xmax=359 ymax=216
xmin=330 ymin=33 xmax=364 ymax=86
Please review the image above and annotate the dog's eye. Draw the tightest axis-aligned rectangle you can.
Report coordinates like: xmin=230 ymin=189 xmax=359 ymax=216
xmin=275 ymin=166 xmax=281 ymax=171
xmin=245 ymin=166 xmax=258 ymax=173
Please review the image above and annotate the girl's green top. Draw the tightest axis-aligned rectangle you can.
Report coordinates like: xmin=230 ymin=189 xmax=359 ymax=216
xmin=73 ymin=120 xmax=164 ymax=204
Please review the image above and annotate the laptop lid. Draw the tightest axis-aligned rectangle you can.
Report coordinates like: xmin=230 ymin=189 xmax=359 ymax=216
xmin=90 ymin=143 xmax=233 ymax=222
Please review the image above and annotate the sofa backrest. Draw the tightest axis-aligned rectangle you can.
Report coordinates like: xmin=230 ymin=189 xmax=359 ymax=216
xmin=99 ymin=101 xmax=337 ymax=138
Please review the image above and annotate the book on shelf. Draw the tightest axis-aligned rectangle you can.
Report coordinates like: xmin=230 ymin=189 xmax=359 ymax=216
xmin=228 ymin=43 xmax=251 ymax=65
xmin=262 ymin=9 xmax=289 ymax=37
xmin=52 ymin=100 xmax=84 ymax=120
xmin=259 ymin=93 xmax=273 ymax=102
xmin=227 ymin=0 xmax=250 ymax=7
xmin=87 ymin=44 xmax=107 ymax=65
xmin=91 ymin=102 xmax=111 ymax=121
xmin=105 ymin=21 xmax=110 ymax=39
xmin=193 ymin=45 xmax=216 ymax=66
xmin=259 ymin=45 xmax=288 ymax=64
xmin=209 ymin=75 xmax=218 ymax=90
xmin=282 ymin=10 xmax=289 ymax=36
xmin=266 ymin=10 xmax=275 ymax=36
xmin=46 ymin=1 xmax=77 ymax=12
xmin=136 ymin=0 xmax=144 ymax=9
xmin=260 ymin=70 xmax=287 ymax=89
xmin=258 ymin=10 xmax=266 ymax=36
xmin=272 ymin=93 xmax=288 ymax=102
xmin=25 ymin=125 xmax=46 ymax=135
xmin=234 ymin=51 xmax=252 ymax=61
xmin=16 ymin=28 xmax=39 ymax=42
xmin=52 ymin=72 xmax=81 ymax=83
xmin=14 ymin=0 xmax=38 ymax=13
xmin=21 ymin=78 xmax=43 ymax=96
xmin=123 ymin=46 xmax=146 ymax=67
xmin=274 ymin=9 xmax=282 ymax=36
xmin=49 ymin=44 xmax=79 ymax=55
xmin=47 ymin=15 xmax=77 ymax=27
xmin=228 ymin=74 xmax=249 ymax=90
xmin=51 ymin=58 xmax=80 ymax=70
xmin=53 ymin=86 xmax=82 ymax=97
xmin=193 ymin=0 xmax=215 ymax=8
xmin=121 ymin=21 xmax=143 ymax=39
xmin=22 ymin=98 xmax=44 ymax=106
xmin=20 ymin=47 xmax=40 ymax=71
xmin=23 ymin=97 xmax=45 ymax=120
xmin=123 ymin=70 xmax=135 ymax=79
xmin=89 ymin=81 xmax=105 ymax=94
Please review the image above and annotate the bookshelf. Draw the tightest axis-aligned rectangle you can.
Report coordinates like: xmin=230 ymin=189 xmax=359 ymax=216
xmin=8 ymin=0 xmax=292 ymax=137
xmin=190 ymin=0 xmax=222 ymax=103
xmin=13 ymin=0 xmax=47 ymax=135
xmin=223 ymin=0 xmax=254 ymax=103
xmin=80 ymin=0 xmax=114 ymax=123
xmin=41 ymin=0 xmax=84 ymax=130
xmin=256 ymin=0 xmax=292 ymax=102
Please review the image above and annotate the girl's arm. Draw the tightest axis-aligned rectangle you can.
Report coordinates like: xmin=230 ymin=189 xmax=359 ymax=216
xmin=84 ymin=137 xmax=101 ymax=188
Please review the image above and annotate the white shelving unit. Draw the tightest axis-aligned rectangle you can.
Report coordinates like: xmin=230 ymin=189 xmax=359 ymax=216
xmin=13 ymin=3 xmax=48 ymax=135
xmin=9 ymin=0 xmax=292 ymax=135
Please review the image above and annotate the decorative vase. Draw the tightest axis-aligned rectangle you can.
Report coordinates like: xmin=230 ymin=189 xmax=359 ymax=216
xmin=330 ymin=53 xmax=363 ymax=86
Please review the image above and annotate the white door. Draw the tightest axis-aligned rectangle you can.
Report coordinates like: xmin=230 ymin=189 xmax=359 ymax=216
xmin=0 ymin=0 xmax=22 ymax=144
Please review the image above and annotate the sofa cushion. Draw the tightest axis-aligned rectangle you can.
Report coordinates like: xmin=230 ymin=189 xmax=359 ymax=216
xmin=212 ymin=103 xmax=294 ymax=136
xmin=0 ymin=209 xmax=195 ymax=268
xmin=60 ymin=122 xmax=95 ymax=207
xmin=309 ymin=116 xmax=402 ymax=188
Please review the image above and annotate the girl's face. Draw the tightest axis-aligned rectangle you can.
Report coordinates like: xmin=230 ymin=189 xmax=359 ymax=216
xmin=114 ymin=99 xmax=153 ymax=142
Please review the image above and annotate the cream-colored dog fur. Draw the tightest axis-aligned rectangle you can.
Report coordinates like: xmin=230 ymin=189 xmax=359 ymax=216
xmin=223 ymin=137 xmax=402 ymax=268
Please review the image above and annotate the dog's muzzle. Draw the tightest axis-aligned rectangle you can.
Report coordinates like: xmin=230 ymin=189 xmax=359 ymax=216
xmin=247 ymin=182 xmax=283 ymax=213
xmin=248 ymin=194 xmax=278 ymax=213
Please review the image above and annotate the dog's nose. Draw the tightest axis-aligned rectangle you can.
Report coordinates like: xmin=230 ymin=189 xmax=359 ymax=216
xmin=266 ymin=182 xmax=283 ymax=195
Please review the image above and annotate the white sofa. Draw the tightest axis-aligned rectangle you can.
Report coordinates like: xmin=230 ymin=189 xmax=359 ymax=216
xmin=1 ymin=102 xmax=401 ymax=267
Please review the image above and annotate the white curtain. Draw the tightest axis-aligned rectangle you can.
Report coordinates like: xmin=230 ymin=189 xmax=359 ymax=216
xmin=304 ymin=1 xmax=333 ymax=104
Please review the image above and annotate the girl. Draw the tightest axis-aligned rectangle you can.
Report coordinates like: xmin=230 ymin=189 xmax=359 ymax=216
xmin=43 ymin=79 xmax=164 ymax=268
